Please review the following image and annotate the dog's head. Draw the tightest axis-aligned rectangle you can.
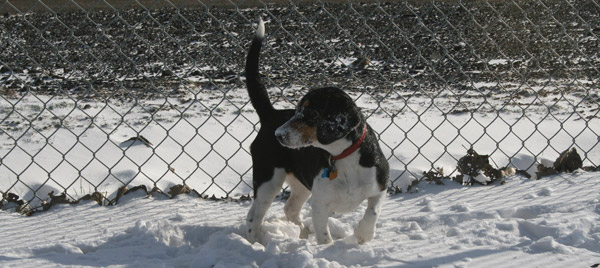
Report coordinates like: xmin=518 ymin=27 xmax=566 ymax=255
xmin=275 ymin=87 xmax=362 ymax=149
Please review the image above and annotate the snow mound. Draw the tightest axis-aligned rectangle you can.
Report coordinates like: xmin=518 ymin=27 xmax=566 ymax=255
xmin=1 ymin=172 xmax=599 ymax=267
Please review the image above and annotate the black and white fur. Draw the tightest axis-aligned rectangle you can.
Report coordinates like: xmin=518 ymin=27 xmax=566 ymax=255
xmin=245 ymin=18 xmax=389 ymax=245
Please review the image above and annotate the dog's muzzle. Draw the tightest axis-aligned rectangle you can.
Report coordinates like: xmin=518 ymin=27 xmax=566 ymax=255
xmin=275 ymin=128 xmax=288 ymax=145
xmin=275 ymin=122 xmax=308 ymax=149
xmin=275 ymin=124 xmax=292 ymax=147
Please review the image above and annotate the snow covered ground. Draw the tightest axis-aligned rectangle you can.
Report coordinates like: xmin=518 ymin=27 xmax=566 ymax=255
xmin=1 ymin=2 xmax=599 ymax=266
xmin=0 ymin=170 xmax=599 ymax=267
xmin=2 ymin=82 xmax=599 ymax=205
xmin=1 ymin=83 xmax=599 ymax=267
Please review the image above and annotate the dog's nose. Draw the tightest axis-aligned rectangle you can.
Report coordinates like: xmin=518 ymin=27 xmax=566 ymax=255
xmin=275 ymin=126 xmax=289 ymax=145
xmin=275 ymin=131 xmax=287 ymax=144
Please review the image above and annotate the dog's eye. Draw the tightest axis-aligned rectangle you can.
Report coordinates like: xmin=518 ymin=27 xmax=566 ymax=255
xmin=302 ymin=110 xmax=318 ymax=125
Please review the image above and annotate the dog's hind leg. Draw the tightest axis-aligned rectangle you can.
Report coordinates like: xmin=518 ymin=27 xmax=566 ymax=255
xmin=354 ymin=191 xmax=385 ymax=244
xmin=284 ymin=175 xmax=312 ymax=238
xmin=247 ymin=167 xmax=286 ymax=244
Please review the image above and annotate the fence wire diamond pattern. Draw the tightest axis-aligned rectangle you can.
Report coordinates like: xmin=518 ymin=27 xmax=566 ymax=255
xmin=0 ymin=0 xmax=599 ymax=210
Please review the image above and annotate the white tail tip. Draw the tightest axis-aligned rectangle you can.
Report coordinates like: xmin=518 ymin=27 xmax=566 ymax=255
xmin=256 ymin=18 xmax=265 ymax=39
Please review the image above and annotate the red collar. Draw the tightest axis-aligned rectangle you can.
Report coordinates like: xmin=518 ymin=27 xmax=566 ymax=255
xmin=331 ymin=124 xmax=368 ymax=161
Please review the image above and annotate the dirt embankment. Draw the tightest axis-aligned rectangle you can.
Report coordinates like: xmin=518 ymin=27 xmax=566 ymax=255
xmin=1 ymin=0 xmax=598 ymax=101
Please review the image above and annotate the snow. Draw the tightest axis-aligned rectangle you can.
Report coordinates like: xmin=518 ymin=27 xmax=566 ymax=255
xmin=0 ymin=171 xmax=599 ymax=267
xmin=488 ymin=59 xmax=509 ymax=66
xmin=0 ymin=94 xmax=600 ymax=267
xmin=3 ymin=84 xmax=598 ymax=204
xmin=1 ymin=69 xmax=600 ymax=267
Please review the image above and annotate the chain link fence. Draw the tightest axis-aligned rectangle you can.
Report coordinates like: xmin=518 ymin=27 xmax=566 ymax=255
xmin=1 ymin=0 xmax=599 ymax=210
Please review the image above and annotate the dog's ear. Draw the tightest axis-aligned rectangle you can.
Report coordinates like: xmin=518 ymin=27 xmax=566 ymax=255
xmin=316 ymin=107 xmax=361 ymax=145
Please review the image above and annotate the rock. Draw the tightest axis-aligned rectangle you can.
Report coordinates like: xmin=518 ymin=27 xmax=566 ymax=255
xmin=536 ymin=164 xmax=558 ymax=179
xmin=168 ymin=184 xmax=191 ymax=197
xmin=42 ymin=191 xmax=73 ymax=211
xmin=161 ymin=69 xmax=173 ymax=77
xmin=457 ymin=149 xmax=490 ymax=178
xmin=78 ymin=192 xmax=105 ymax=205
xmin=121 ymin=135 xmax=153 ymax=147
xmin=112 ymin=185 xmax=149 ymax=205
xmin=422 ymin=167 xmax=448 ymax=185
xmin=582 ymin=166 xmax=600 ymax=172
xmin=553 ymin=148 xmax=582 ymax=172
xmin=515 ymin=169 xmax=532 ymax=178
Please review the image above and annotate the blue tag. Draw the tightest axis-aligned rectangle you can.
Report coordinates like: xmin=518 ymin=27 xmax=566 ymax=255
xmin=321 ymin=168 xmax=329 ymax=178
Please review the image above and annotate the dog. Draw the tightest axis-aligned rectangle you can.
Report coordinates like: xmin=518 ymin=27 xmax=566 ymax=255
xmin=245 ymin=18 xmax=389 ymax=245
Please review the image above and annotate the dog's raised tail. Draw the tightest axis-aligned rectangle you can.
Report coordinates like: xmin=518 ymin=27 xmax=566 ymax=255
xmin=245 ymin=18 xmax=274 ymax=119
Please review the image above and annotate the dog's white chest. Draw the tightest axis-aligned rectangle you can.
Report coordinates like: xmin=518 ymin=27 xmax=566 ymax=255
xmin=312 ymin=156 xmax=381 ymax=213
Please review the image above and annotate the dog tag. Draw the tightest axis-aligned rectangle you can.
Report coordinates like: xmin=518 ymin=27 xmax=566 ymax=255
xmin=322 ymin=166 xmax=338 ymax=180
xmin=329 ymin=166 xmax=338 ymax=180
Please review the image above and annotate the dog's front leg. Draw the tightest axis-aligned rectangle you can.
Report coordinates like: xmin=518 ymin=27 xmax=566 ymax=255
xmin=354 ymin=191 xmax=385 ymax=244
xmin=247 ymin=168 xmax=286 ymax=244
xmin=311 ymin=194 xmax=333 ymax=244
xmin=284 ymin=176 xmax=312 ymax=238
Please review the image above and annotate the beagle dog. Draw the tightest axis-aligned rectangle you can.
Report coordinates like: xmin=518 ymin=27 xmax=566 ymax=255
xmin=245 ymin=18 xmax=389 ymax=244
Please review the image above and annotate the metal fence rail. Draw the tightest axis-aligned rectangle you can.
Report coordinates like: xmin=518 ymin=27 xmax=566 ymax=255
xmin=1 ymin=0 xmax=599 ymax=209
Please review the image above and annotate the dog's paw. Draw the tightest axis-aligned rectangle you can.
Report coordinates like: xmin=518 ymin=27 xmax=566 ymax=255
xmin=247 ymin=227 xmax=262 ymax=244
xmin=299 ymin=226 xmax=311 ymax=239
xmin=354 ymin=221 xmax=375 ymax=244
xmin=316 ymin=233 xmax=333 ymax=244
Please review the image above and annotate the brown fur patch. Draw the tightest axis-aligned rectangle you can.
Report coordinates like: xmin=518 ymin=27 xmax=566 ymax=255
xmin=291 ymin=121 xmax=317 ymax=144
